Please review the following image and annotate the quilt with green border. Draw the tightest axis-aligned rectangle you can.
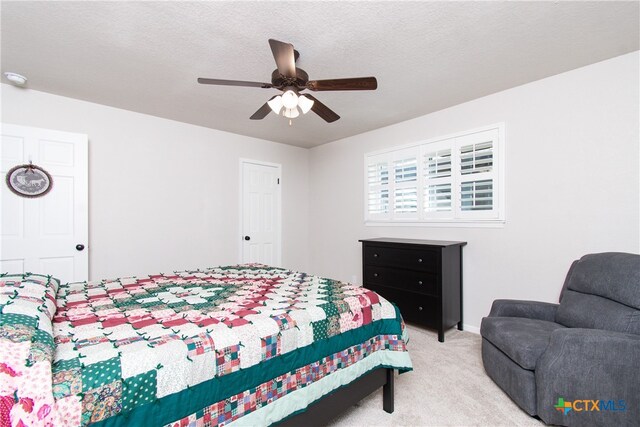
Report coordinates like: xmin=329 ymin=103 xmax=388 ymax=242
xmin=3 ymin=265 xmax=412 ymax=426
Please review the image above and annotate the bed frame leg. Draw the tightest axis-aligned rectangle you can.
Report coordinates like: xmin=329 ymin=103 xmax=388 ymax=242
xmin=383 ymin=368 xmax=394 ymax=413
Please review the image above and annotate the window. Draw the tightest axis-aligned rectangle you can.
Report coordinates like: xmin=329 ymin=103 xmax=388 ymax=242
xmin=366 ymin=161 xmax=389 ymax=217
xmin=393 ymin=153 xmax=418 ymax=216
xmin=365 ymin=124 xmax=504 ymax=225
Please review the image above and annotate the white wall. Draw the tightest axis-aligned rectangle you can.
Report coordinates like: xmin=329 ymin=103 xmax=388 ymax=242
xmin=308 ymin=52 xmax=640 ymax=332
xmin=1 ymin=85 xmax=310 ymax=279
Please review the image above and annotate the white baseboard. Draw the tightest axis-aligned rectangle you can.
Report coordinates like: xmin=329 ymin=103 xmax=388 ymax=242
xmin=462 ymin=324 xmax=480 ymax=334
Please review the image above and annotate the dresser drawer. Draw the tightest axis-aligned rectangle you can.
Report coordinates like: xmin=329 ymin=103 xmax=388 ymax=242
xmin=366 ymin=285 xmax=438 ymax=328
xmin=363 ymin=245 xmax=439 ymax=272
xmin=364 ymin=266 xmax=438 ymax=296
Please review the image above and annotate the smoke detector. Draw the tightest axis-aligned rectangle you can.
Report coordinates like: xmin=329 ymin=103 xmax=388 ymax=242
xmin=3 ymin=72 xmax=28 ymax=86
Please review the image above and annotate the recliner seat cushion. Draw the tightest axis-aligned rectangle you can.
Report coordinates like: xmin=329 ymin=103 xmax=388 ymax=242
xmin=481 ymin=317 xmax=566 ymax=370
xmin=482 ymin=339 xmax=538 ymax=415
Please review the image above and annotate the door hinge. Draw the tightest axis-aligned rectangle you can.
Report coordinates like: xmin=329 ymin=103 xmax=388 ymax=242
xmin=277 ymin=178 xmax=280 ymax=184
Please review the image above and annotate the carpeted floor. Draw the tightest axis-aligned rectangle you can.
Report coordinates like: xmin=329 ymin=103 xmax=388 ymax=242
xmin=329 ymin=324 xmax=544 ymax=426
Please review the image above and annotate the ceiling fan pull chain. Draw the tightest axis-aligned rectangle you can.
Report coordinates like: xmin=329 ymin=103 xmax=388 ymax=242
xmin=289 ymin=119 xmax=292 ymax=126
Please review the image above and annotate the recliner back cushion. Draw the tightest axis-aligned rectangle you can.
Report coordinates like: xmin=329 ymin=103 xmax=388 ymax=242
xmin=556 ymin=290 xmax=640 ymax=334
xmin=557 ymin=252 xmax=640 ymax=334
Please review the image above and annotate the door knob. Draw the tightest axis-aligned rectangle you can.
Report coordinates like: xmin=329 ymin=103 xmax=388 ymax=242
xmin=244 ymin=236 xmax=251 ymax=241
xmin=76 ymin=244 xmax=85 ymax=251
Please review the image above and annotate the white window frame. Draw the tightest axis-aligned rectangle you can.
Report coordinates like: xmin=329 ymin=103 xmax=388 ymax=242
xmin=364 ymin=123 xmax=505 ymax=227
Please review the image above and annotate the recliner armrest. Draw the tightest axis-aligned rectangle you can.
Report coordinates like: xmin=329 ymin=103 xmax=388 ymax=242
xmin=536 ymin=328 xmax=640 ymax=425
xmin=488 ymin=299 xmax=559 ymax=322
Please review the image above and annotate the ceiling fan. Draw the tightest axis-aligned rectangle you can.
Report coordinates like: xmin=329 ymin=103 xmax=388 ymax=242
xmin=197 ymin=39 xmax=377 ymax=124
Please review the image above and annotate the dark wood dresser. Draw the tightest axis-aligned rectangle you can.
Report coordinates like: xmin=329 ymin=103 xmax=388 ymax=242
xmin=359 ymin=238 xmax=466 ymax=342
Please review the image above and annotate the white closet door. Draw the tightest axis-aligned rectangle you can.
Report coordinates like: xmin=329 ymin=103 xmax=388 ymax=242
xmin=241 ymin=160 xmax=281 ymax=267
xmin=1 ymin=123 xmax=88 ymax=283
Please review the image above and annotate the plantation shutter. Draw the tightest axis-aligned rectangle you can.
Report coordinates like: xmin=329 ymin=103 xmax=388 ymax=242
xmin=456 ymin=129 xmax=498 ymax=219
xmin=365 ymin=125 xmax=503 ymax=224
xmin=392 ymin=150 xmax=418 ymax=218
xmin=423 ymin=142 xmax=453 ymax=219
xmin=366 ymin=153 xmax=390 ymax=220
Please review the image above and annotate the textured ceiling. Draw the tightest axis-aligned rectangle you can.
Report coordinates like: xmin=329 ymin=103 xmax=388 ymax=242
xmin=1 ymin=1 xmax=638 ymax=148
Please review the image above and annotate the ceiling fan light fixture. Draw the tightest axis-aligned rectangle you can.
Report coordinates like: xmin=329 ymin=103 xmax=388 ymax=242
xmin=283 ymin=107 xmax=299 ymax=119
xmin=298 ymin=95 xmax=314 ymax=114
xmin=281 ymin=90 xmax=298 ymax=109
xmin=198 ymin=39 xmax=376 ymax=124
xmin=267 ymin=95 xmax=283 ymax=114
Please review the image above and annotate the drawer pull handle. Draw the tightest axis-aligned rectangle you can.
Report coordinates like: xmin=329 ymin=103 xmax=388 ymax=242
xmin=417 ymin=258 xmax=423 ymax=263
xmin=418 ymin=306 xmax=423 ymax=311
xmin=373 ymin=273 xmax=378 ymax=277
xmin=373 ymin=253 xmax=379 ymax=258
xmin=418 ymin=280 xmax=423 ymax=285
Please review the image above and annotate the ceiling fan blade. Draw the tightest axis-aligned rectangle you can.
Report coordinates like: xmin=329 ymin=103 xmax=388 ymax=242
xmin=268 ymin=39 xmax=296 ymax=78
xmin=250 ymin=96 xmax=277 ymax=120
xmin=304 ymin=94 xmax=340 ymax=123
xmin=306 ymin=77 xmax=377 ymax=91
xmin=197 ymin=78 xmax=272 ymax=88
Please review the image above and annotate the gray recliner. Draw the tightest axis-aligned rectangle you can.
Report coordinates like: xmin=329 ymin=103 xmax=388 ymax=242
xmin=481 ymin=252 xmax=640 ymax=426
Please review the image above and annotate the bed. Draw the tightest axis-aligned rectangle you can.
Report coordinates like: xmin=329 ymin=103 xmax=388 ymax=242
xmin=0 ymin=264 xmax=412 ymax=426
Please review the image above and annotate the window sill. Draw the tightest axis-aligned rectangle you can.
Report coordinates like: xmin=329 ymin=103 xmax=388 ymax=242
xmin=365 ymin=220 xmax=506 ymax=228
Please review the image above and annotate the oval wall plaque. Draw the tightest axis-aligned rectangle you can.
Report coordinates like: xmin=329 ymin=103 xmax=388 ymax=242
xmin=5 ymin=163 xmax=53 ymax=198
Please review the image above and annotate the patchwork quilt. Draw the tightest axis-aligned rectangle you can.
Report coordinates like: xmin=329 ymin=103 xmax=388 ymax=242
xmin=1 ymin=265 xmax=412 ymax=427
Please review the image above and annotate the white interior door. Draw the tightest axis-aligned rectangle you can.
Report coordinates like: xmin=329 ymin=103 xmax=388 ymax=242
xmin=1 ymin=123 xmax=88 ymax=283
xmin=241 ymin=160 xmax=281 ymax=266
